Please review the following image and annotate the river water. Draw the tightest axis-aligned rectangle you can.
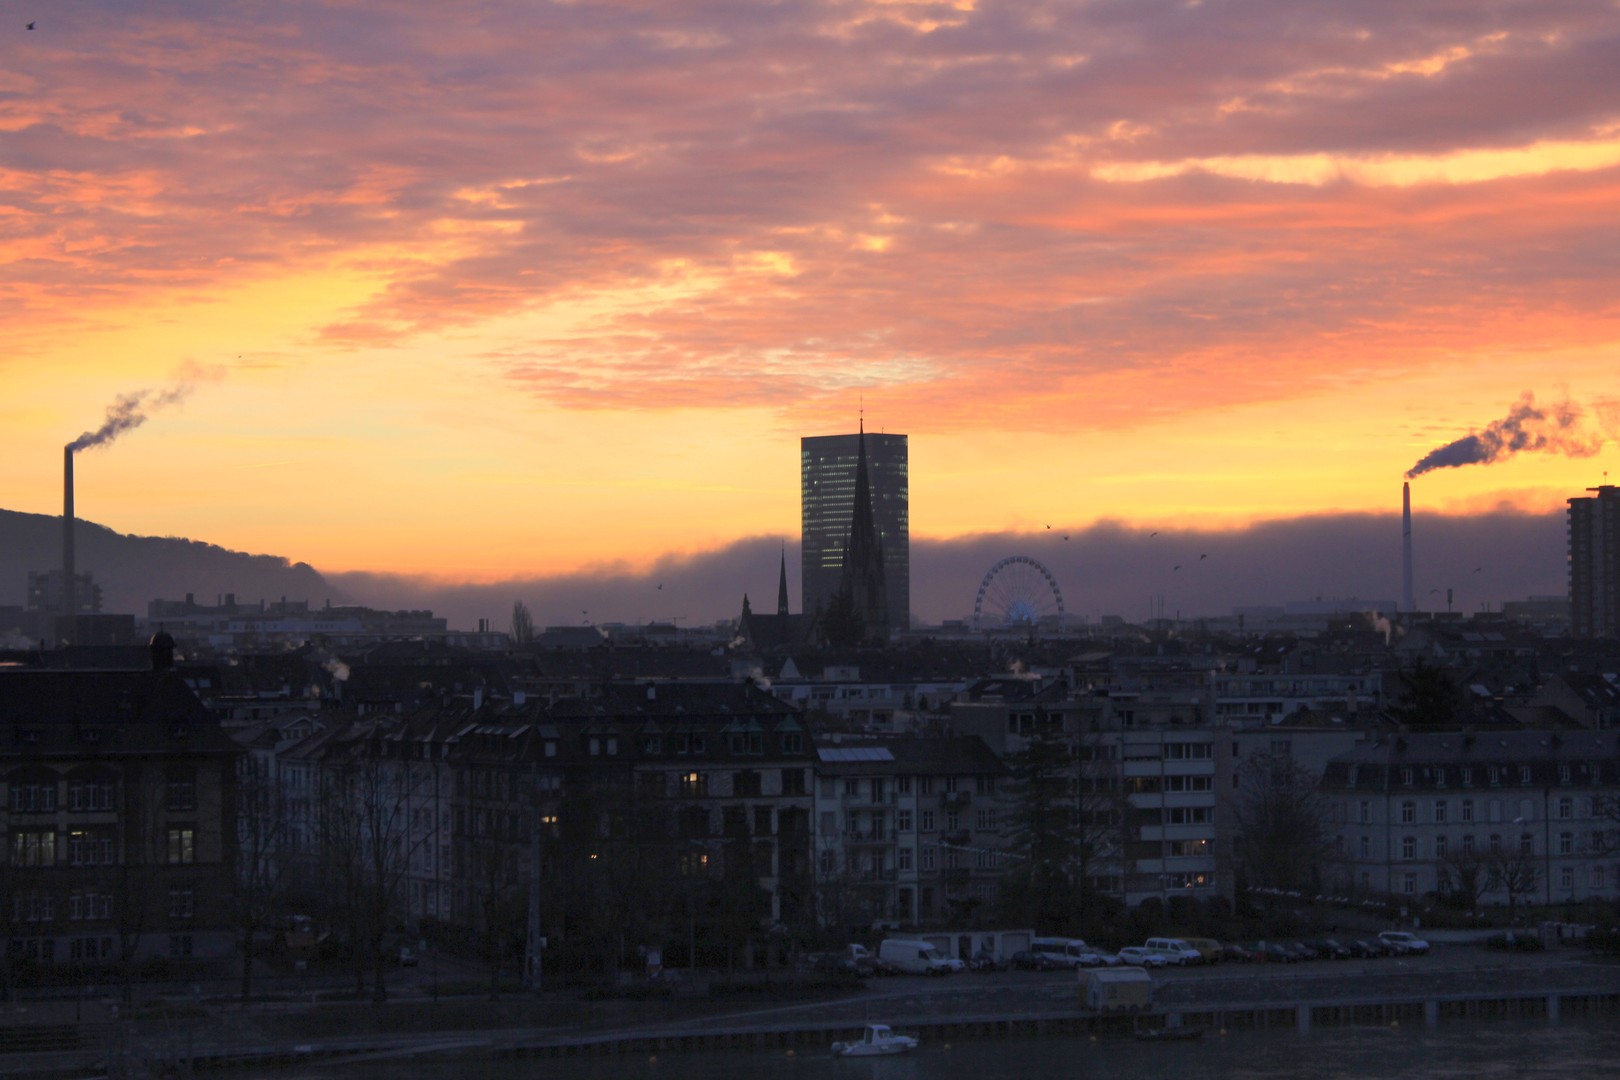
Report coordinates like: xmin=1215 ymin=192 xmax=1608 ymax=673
xmin=252 ymin=1016 xmax=1620 ymax=1079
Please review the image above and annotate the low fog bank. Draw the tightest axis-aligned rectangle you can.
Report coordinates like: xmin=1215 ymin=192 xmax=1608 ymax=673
xmin=326 ymin=510 xmax=1566 ymax=633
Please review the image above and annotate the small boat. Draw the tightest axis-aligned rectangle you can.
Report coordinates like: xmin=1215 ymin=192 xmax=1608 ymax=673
xmin=831 ymin=1024 xmax=920 ymax=1057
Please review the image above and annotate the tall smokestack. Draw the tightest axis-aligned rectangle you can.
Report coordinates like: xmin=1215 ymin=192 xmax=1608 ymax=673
xmin=1401 ymin=481 xmax=1414 ymax=615
xmin=63 ymin=445 xmax=75 ymax=617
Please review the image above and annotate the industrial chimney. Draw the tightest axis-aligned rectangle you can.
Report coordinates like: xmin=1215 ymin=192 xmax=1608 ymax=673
xmin=1401 ymin=481 xmax=1415 ymax=615
xmin=63 ymin=445 xmax=75 ymax=617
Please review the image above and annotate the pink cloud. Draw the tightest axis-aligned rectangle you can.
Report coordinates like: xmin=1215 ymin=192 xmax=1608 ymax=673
xmin=2 ymin=0 xmax=1616 ymax=435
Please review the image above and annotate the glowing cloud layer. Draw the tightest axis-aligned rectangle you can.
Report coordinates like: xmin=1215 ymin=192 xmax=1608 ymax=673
xmin=2 ymin=1 xmax=1618 ymax=593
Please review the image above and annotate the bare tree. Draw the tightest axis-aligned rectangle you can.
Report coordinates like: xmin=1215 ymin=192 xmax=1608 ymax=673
xmin=1231 ymin=752 xmax=1331 ymax=893
xmin=510 ymin=601 xmax=536 ymax=647
xmin=1435 ymin=849 xmax=1490 ymax=910
xmin=233 ymin=755 xmax=294 ymax=1003
xmin=1487 ymin=849 xmax=1541 ymax=914
xmin=318 ymin=726 xmax=434 ymax=1002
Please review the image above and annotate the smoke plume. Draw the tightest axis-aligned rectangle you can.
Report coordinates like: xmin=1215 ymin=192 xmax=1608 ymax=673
xmin=67 ymin=365 xmax=222 ymax=453
xmin=1405 ymin=392 xmax=1611 ymax=479
xmin=68 ymin=386 xmax=194 ymax=453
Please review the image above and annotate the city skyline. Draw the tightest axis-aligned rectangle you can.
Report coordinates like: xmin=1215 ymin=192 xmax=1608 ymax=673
xmin=3 ymin=3 xmax=1619 ymax=596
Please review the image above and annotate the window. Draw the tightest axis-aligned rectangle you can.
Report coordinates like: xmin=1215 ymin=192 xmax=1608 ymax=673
xmin=1401 ymin=801 xmax=1416 ymax=824
xmin=1561 ymin=867 xmax=1575 ymax=893
xmin=897 ymin=809 xmax=913 ymax=832
xmin=1433 ymin=800 xmax=1447 ymax=824
xmin=1594 ymin=866 xmax=1606 ymax=889
xmin=945 ymin=811 xmax=961 ymax=832
xmin=679 ymin=772 xmax=708 ymax=798
xmin=11 ymin=830 xmax=55 ymax=867
xmin=165 ymin=774 xmax=197 ymax=812
xmin=1435 ymin=835 xmax=1448 ymax=858
xmin=896 ymin=776 xmax=912 ymax=794
xmin=1403 ymin=872 xmax=1417 ymax=895
xmin=1559 ymin=764 xmax=1572 ymax=785
xmin=1360 ymin=836 xmax=1370 ymax=858
xmin=781 ymin=768 xmax=806 ymax=795
xmin=898 ymin=847 xmax=913 ymax=871
xmin=1402 ymin=836 xmax=1417 ymax=860
xmin=13 ymin=892 xmax=53 ymax=923
xmin=1461 ymin=766 xmax=1473 ymax=787
xmin=976 ymin=776 xmax=997 ymax=796
xmin=1359 ymin=800 xmax=1371 ymax=825
xmin=65 ymin=890 xmax=104 ymax=920
xmin=1401 ymin=768 xmax=1414 ymax=787
xmin=1560 ymin=832 xmax=1574 ymax=855
xmin=9 ymin=782 xmax=57 ymax=813
xmin=1462 ymin=799 xmax=1475 ymax=823
xmin=68 ymin=830 xmax=115 ymax=866
xmin=166 ymin=827 xmax=196 ymax=865
xmin=68 ymin=780 xmax=116 ymax=812
xmin=1519 ymin=833 xmax=1534 ymax=856
xmin=921 ymin=846 xmax=935 ymax=871
xmin=1559 ymin=797 xmax=1573 ymax=820
xmin=918 ymin=777 xmax=933 ymax=795
xmin=920 ymin=810 xmax=936 ymax=832
xmin=781 ymin=732 xmax=803 ymax=753
xmin=1462 ymin=834 xmax=1475 ymax=854
xmin=1519 ymin=765 xmax=1532 ymax=785
xmin=168 ymin=888 xmax=195 ymax=919
xmin=168 ymin=934 xmax=193 ymax=958
xmin=976 ymin=809 xmax=997 ymax=831
xmin=1489 ymin=834 xmax=1501 ymax=853
xmin=729 ymin=729 xmax=762 ymax=755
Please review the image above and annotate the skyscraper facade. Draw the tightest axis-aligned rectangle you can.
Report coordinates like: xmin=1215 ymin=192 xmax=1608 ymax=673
xmin=1569 ymin=485 xmax=1620 ymax=638
xmin=801 ymin=431 xmax=909 ymax=629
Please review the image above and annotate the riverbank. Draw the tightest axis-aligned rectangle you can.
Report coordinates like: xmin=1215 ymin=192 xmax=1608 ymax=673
xmin=4 ymin=946 xmax=1617 ymax=1077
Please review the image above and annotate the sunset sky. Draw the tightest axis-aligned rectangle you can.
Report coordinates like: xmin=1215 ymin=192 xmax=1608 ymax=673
xmin=4 ymin=1 xmax=1618 ymax=624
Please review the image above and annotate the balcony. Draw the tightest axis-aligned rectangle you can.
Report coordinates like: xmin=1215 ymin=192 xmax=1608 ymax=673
xmin=940 ymin=791 xmax=972 ymax=809
xmin=844 ymin=829 xmax=892 ymax=846
xmin=940 ymin=829 xmax=970 ymax=847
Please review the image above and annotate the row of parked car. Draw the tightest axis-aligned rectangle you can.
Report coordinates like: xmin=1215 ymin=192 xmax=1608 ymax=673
xmin=1008 ymin=931 xmax=1430 ymax=971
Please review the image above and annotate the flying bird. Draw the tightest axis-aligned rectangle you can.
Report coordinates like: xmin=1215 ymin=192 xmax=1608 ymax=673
xmin=1473 ymin=567 xmax=1483 ymax=573
xmin=27 ymin=21 xmax=36 ymax=29
xmin=1149 ymin=531 xmax=1159 ymax=538
xmin=1045 ymin=524 xmax=1051 ymax=530
xmin=656 ymin=583 xmax=664 ymax=590
xmin=1199 ymin=554 xmax=1208 ymax=560
xmin=1173 ymin=565 xmax=1182 ymax=572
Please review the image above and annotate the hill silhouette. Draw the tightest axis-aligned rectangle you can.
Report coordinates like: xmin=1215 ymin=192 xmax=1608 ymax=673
xmin=0 ymin=508 xmax=344 ymax=616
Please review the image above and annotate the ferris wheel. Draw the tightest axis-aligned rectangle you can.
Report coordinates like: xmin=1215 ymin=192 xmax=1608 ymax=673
xmin=972 ymin=556 xmax=1066 ymax=630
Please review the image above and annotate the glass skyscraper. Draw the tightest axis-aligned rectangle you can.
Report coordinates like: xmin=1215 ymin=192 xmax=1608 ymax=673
xmin=801 ymin=432 xmax=909 ymax=629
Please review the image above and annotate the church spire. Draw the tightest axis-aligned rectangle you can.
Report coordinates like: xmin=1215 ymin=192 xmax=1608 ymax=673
xmin=836 ymin=420 xmax=889 ymax=643
xmin=777 ymin=547 xmax=790 ymax=617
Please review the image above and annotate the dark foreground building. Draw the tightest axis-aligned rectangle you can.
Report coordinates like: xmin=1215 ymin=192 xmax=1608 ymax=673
xmin=1 ymin=639 xmax=240 ymax=979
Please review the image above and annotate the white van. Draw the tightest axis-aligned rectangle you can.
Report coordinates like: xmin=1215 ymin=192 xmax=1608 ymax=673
xmin=878 ymin=938 xmax=955 ymax=975
xmin=1143 ymin=937 xmax=1203 ymax=966
xmin=1031 ymin=937 xmax=1097 ymax=969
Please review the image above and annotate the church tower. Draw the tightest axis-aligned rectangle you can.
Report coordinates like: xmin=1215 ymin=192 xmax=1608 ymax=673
xmin=835 ymin=423 xmax=890 ymax=643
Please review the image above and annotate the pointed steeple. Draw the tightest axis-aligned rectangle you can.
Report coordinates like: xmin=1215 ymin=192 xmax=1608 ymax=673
xmin=777 ymin=547 xmax=790 ymax=617
xmin=836 ymin=419 xmax=889 ymax=643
